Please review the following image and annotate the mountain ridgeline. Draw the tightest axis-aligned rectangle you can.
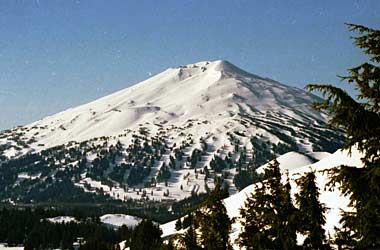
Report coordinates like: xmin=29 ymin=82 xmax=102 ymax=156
xmin=0 ymin=60 xmax=344 ymax=205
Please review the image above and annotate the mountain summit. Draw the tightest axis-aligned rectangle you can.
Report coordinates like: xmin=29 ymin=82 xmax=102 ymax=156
xmin=3 ymin=60 xmax=330 ymax=150
xmin=0 ymin=60 xmax=344 ymax=203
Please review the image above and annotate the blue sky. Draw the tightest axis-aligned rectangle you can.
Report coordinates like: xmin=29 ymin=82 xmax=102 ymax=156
xmin=0 ymin=0 xmax=379 ymax=130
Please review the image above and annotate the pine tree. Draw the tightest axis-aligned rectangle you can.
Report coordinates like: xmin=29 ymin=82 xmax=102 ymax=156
xmin=239 ymin=159 xmax=297 ymax=250
xmin=195 ymin=183 xmax=232 ymax=250
xmin=295 ymin=171 xmax=330 ymax=249
xmin=280 ymin=177 xmax=298 ymax=250
xmin=307 ymin=24 xmax=380 ymax=249
xmin=176 ymin=221 xmax=201 ymax=250
xmin=130 ymin=219 xmax=163 ymax=250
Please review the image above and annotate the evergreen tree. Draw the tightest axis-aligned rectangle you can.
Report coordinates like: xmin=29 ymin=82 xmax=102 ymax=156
xmin=175 ymin=218 xmax=182 ymax=230
xmin=239 ymin=159 xmax=297 ymax=250
xmin=280 ymin=177 xmax=298 ymax=250
xmin=295 ymin=171 xmax=330 ymax=249
xmin=307 ymin=24 xmax=380 ymax=249
xmin=195 ymin=183 xmax=232 ymax=250
xmin=130 ymin=219 xmax=163 ymax=250
xmin=176 ymin=220 xmax=201 ymax=250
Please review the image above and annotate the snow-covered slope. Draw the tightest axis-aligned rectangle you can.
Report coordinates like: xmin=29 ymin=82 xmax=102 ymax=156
xmin=161 ymin=147 xmax=363 ymax=247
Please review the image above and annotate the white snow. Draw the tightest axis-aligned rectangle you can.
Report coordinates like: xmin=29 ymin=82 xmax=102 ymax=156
xmin=160 ymin=220 xmax=177 ymax=238
xmin=47 ymin=216 xmax=77 ymax=224
xmin=0 ymin=244 xmax=23 ymax=250
xmin=17 ymin=172 xmax=41 ymax=180
xmin=306 ymin=151 xmax=331 ymax=161
xmin=100 ymin=214 xmax=142 ymax=228
xmin=257 ymin=151 xmax=316 ymax=173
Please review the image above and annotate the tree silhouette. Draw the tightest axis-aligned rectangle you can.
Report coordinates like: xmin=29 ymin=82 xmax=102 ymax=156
xmin=295 ymin=171 xmax=330 ymax=249
xmin=239 ymin=160 xmax=297 ymax=249
xmin=196 ymin=183 xmax=232 ymax=250
xmin=307 ymin=24 xmax=380 ymax=249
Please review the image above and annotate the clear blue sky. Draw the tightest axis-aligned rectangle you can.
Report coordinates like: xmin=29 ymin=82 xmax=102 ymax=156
xmin=0 ymin=0 xmax=379 ymax=130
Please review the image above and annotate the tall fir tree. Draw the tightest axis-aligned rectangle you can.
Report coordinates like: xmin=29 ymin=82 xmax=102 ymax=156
xmin=195 ymin=183 xmax=232 ymax=250
xmin=239 ymin=159 xmax=297 ymax=250
xmin=307 ymin=24 xmax=380 ymax=249
xmin=295 ymin=171 xmax=330 ymax=249
xmin=130 ymin=219 xmax=163 ymax=250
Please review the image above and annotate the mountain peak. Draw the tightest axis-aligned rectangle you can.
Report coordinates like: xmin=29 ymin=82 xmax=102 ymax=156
xmin=172 ymin=60 xmax=258 ymax=80
xmin=213 ymin=60 xmax=251 ymax=76
xmin=2 ymin=60 xmax=334 ymax=150
xmin=176 ymin=59 xmax=233 ymax=70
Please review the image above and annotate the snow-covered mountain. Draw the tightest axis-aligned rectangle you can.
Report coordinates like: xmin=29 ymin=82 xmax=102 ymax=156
xmin=1 ymin=60 xmax=342 ymax=156
xmin=0 ymin=60 xmax=344 ymax=204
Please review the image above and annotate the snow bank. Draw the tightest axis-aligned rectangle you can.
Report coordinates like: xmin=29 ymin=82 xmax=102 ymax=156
xmin=100 ymin=214 xmax=142 ymax=228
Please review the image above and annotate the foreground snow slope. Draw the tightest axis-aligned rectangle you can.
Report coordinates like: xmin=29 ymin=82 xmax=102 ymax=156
xmin=161 ymin=147 xmax=363 ymax=245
